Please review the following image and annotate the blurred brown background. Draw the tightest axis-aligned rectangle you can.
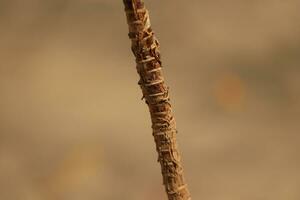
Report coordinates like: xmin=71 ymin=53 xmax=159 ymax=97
xmin=0 ymin=0 xmax=300 ymax=199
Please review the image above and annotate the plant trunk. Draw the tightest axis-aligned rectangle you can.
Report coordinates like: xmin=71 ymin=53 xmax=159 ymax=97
xmin=122 ymin=0 xmax=191 ymax=199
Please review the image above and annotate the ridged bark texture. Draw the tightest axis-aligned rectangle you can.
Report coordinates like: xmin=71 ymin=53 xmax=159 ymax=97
xmin=123 ymin=1 xmax=191 ymax=199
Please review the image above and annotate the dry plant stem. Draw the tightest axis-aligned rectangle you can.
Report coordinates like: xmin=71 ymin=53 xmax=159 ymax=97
xmin=123 ymin=0 xmax=191 ymax=199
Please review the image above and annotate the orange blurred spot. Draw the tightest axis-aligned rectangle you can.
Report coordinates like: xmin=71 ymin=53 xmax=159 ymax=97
xmin=214 ymin=73 xmax=245 ymax=111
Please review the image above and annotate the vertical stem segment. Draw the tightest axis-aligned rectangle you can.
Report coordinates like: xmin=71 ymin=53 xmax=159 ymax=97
xmin=122 ymin=1 xmax=191 ymax=200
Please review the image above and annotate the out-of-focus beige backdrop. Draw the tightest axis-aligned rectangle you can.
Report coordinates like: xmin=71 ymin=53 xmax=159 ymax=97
xmin=0 ymin=0 xmax=299 ymax=199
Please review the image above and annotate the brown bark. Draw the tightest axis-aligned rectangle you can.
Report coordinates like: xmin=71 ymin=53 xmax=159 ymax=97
xmin=122 ymin=1 xmax=191 ymax=200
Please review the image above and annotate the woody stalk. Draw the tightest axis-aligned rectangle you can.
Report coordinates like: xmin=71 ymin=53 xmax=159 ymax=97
xmin=122 ymin=0 xmax=191 ymax=199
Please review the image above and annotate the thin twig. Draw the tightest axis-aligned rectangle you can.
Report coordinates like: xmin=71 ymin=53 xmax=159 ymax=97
xmin=122 ymin=1 xmax=191 ymax=199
